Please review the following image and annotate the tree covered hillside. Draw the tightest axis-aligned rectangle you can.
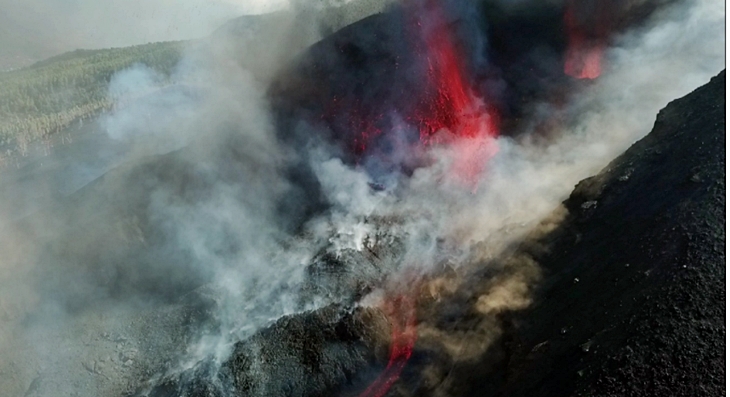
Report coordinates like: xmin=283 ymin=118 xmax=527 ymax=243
xmin=0 ymin=41 xmax=183 ymax=151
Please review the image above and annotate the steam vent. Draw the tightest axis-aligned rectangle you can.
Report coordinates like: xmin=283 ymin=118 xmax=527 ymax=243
xmin=0 ymin=1 xmax=724 ymax=397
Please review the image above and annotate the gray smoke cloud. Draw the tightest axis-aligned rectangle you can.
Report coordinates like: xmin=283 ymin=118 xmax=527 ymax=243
xmin=0 ymin=9 xmax=312 ymax=396
xmin=0 ymin=0 xmax=723 ymax=396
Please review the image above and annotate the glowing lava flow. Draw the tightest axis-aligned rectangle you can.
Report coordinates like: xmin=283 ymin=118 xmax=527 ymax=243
xmin=357 ymin=4 xmax=499 ymax=394
xmin=356 ymin=3 xmax=499 ymax=395
xmin=563 ymin=0 xmax=608 ymax=79
xmin=323 ymin=0 xmax=500 ymax=183
xmin=409 ymin=0 xmax=500 ymax=183
xmin=413 ymin=6 xmax=493 ymax=141
xmin=358 ymin=293 xmax=417 ymax=397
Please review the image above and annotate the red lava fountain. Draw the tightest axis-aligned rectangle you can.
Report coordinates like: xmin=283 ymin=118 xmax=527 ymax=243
xmin=358 ymin=2 xmax=500 ymax=396
xmin=410 ymin=0 xmax=500 ymax=183
xmin=413 ymin=6 xmax=497 ymax=143
xmin=329 ymin=0 xmax=500 ymax=183
xmin=563 ymin=0 xmax=610 ymax=80
xmin=358 ymin=293 xmax=417 ymax=397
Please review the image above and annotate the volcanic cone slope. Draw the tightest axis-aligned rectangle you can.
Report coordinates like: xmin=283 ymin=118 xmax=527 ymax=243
xmin=139 ymin=70 xmax=726 ymax=397
xmin=460 ymin=70 xmax=726 ymax=397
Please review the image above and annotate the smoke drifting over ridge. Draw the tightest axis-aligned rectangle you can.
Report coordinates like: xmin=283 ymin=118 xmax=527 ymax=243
xmin=0 ymin=0 xmax=724 ymax=396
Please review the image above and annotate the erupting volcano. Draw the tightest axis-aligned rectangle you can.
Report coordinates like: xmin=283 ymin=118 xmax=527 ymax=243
xmin=2 ymin=0 xmax=715 ymax=396
xmin=409 ymin=1 xmax=499 ymax=144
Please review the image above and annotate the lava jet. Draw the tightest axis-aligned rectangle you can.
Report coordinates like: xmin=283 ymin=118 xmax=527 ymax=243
xmin=271 ymin=0 xmax=678 ymax=183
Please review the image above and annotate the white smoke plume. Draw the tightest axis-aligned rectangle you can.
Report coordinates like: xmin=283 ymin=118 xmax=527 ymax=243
xmin=0 ymin=9 xmax=320 ymax=397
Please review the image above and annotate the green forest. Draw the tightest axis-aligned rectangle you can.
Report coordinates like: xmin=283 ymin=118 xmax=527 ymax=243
xmin=0 ymin=41 xmax=184 ymax=150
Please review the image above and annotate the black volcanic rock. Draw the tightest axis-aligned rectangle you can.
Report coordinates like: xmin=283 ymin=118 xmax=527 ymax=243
xmin=134 ymin=304 xmax=392 ymax=397
xmin=223 ymin=305 xmax=390 ymax=397
xmin=442 ymin=70 xmax=726 ymax=397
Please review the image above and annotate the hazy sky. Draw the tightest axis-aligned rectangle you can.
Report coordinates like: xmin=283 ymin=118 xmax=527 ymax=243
xmin=8 ymin=0 xmax=291 ymax=44
xmin=0 ymin=0 xmax=388 ymax=68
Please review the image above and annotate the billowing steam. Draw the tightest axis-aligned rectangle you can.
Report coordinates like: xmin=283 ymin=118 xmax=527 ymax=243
xmin=0 ymin=0 xmax=723 ymax=396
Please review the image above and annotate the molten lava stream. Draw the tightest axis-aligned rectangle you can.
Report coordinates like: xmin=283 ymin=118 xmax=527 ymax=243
xmin=357 ymin=2 xmax=499 ymax=395
xmin=406 ymin=0 xmax=500 ymax=186
xmin=358 ymin=294 xmax=417 ymax=397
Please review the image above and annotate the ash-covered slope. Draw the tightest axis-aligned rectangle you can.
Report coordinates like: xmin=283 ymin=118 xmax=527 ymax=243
xmin=451 ymin=70 xmax=726 ymax=397
xmin=135 ymin=305 xmax=392 ymax=397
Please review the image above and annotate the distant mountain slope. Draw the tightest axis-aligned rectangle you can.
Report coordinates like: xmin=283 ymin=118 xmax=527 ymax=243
xmin=0 ymin=0 xmax=251 ymax=71
xmin=0 ymin=42 xmax=183 ymax=150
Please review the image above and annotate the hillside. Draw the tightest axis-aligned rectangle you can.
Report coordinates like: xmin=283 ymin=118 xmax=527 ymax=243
xmin=0 ymin=42 xmax=184 ymax=151
xmin=0 ymin=1 xmax=393 ymax=156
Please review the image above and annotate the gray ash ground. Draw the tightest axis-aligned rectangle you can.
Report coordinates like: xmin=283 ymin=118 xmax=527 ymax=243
xmin=137 ymin=305 xmax=391 ymax=397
